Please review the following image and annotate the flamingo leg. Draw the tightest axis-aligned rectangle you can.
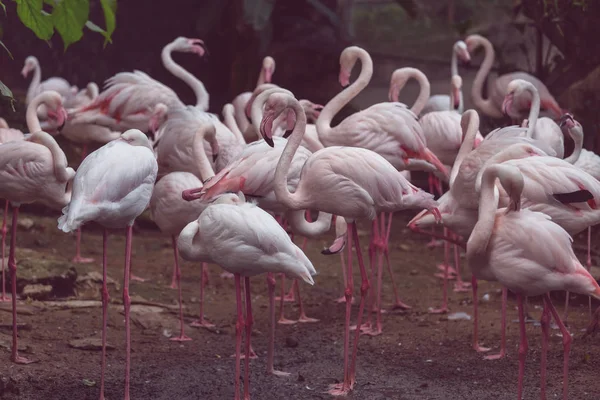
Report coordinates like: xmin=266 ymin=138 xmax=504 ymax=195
xmin=8 ymin=205 xmax=33 ymax=364
xmin=168 ymin=243 xmax=178 ymax=289
xmin=99 ymin=229 xmax=109 ymax=400
xmin=170 ymin=236 xmax=191 ymax=342
xmin=234 ymin=274 xmax=243 ymax=400
xmin=335 ymin=251 xmax=350 ymax=303
xmin=471 ymin=275 xmax=490 ymax=353
xmin=517 ymin=294 xmax=528 ymax=400
xmin=277 ymin=274 xmax=296 ymax=324
xmin=430 ymin=227 xmax=450 ymax=314
xmin=243 ymin=277 xmax=253 ymax=400
xmin=544 ymin=293 xmax=572 ymax=400
xmin=426 ymin=174 xmax=443 ymax=248
xmin=358 ymin=219 xmax=377 ymax=332
xmin=349 ymin=222 xmax=370 ymax=388
xmin=123 ymin=225 xmax=134 ymax=400
xmin=381 ymin=213 xmax=411 ymax=310
xmin=266 ymin=273 xmax=291 ymax=376
xmin=1 ymin=200 xmax=9 ymax=302
xmin=563 ymin=291 xmax=570 ymax=324
xmin=539 ymin=301 xmax=550 ymax=400
xmin=295 ymin=279 xmax=318 ymax=323
xmin=191 ymin=263 xmax=215 ymax=329
xmin=452 ymin=237 xmax=470 ymax=292
xmin=484 ymin=287 xmax=507 ymax=360
xmin=587 ymin=227 xmax=593 ymax=316
xmin=328 ymin=221 xmax=353 ymax=396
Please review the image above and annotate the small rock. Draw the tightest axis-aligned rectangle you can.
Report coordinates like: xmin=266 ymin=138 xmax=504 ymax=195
xmin=285 ymin=337 xmax=299 ymax=348
xmin=82 ymin=379 xmax=96 ymax=387
xmin=409 ymin=269 xmax=419 ymax=276
xmin=447 ymin=312 xmax=471 ymax=321
xmin=399 ymin=244 xmax=411 ymax=251
xmin=482 ymin=293 xmax=490 ymax=302
xmin=22 ymin=284 xmax=52 ymax=299
xmin=17 ymin=218 xmax=34 ymax=230
xmin=69 ymin=338 xmax=114 ymax=351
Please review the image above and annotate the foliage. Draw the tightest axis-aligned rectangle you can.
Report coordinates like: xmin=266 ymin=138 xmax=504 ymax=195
xmin=0 ymin=0 xmax=117 ymax=106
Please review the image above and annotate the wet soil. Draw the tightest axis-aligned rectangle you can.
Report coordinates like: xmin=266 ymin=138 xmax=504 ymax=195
xmin=0 ymin=209 xmax=599 ymax=400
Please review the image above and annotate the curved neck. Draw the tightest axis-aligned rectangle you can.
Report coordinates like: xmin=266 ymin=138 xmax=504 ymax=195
xmin=467 ymin=165 xmax=500 ymax=258
xmin=287 ymin=210 xmax=333 ymax=237
xmin=223 ymin=104 xmax=245 ymax=144
xmin=406 ymin=68 xmax=430 ymax=115
xmin=451 ymin=47 xmax=458 ymax=77
xmin=177 ymin=220 xmax=206 ymax=261
xmin=471 ymin=37 xmax=504 ymax=118
xmin=161 ymin=43 xmax=209 ymax=111
xmin=564 ymin=125 xmax=584 ymax=164
xmin=274 ymin=99 xmax=310 ymax=210
xmin=29 ymin=131 xmax=72 ymax=182
xmin=26 ymin=94 xmax=47 ymax=133
xmin=450 ymin=111 xmax=480 ymax=187
xmin=522 ymin=85 xmax=540 ymax=138
xmin=316 ymin=49 xmax=373 ymax=138
xmin=26 ymin=62 xmax=42 ymax=103
xmin=192 ymin=126 xmax=216 ymax=181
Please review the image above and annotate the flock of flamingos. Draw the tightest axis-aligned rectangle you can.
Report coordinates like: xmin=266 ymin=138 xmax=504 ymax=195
xmin=1 ymin=33 xmax=600 ymax=400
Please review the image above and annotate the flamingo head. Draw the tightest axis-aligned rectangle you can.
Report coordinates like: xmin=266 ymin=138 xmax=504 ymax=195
xmin=120 ymin=129 xmax=152 ymax=149
xmin=262 ymin=56 xmax=276 ymax=83
xmin=503 ymin=79 xmax=533 ymax=119
xmin=21 ymin=56 xmax=38 ymax=78
xmin=454 ymin=40 xmax=471 ymax=64
xmin=260 ymin=92 xmax=293 ymax=147
xmin=44 ymin=93 xmax=68 ymax=131
xmin=148 ymin=103 xmax=169 ymax=134
xmin=299 ymin=99 xmax=323 ymax=122
xmin=465 ymin=35 xmax=482 ymax=54
xmin=559 ymin=113 xmax=576 ymax=130
xmin=172 ymin=37 xmax=208 ymax=57
xmin=388 ymin=69 xmax=412 ymax=103
xmin=450 ymin=75 xmax=462 ymax=110
xmin=339 ymin=47 xmax=360 ymax=87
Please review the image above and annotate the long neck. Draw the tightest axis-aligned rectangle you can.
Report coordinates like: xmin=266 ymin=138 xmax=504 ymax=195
xmin=26 ymin=94 xmax=46 ymax=133
xmin=274 ymin=100 xmax=310 ymax=210
xmin=523 ymin=85 xmax=540 ymax=138
xmin=450 ymin=111 xmax=480 ymax=187
xmin=407 ymin=69 xmax=431 ymax=115
xmin=467 ymin=165 xmax=500 ymax=258
xmin=26 ymin=62 xmax=42 ymax=104
xmin=192 ymin=127 xmax=216 ymax=181
xmin=31 ymin=131 xmax=73 ymax=183
xmin=451 ymin=46 xmax=458 ymax=77
xmin=287 ymin=210 xmax=333 ymax=238
xmin=471 ymin=37 xmax=504 ymax=118
xmin=564 ymin=126 xmax=584 ymax=164
xmin=223 ymin=104 xmax=245 ymax=144
xmin=161 ymin=44 xmax=209 ymax=111
xmin=256 ymin=65 xmax=269 ymax=87
xmin=177 ymin=220 xmax=206 ymax=261
xmin=316 ymin=49 xmax=373 ymax=139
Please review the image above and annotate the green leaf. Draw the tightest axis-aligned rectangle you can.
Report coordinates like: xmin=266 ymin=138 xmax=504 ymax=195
xmin=52 ymin=0 xmax=89 ymax=50
xmin=16 ymin=0 xmax=54 ymax=40
xmin=0 ymin=1 xmax=6 ymax=15
xmin=0 ymin=39 xmax=13 ymax=59
xmin=0 ymin=80 xmax=16 ymax=112
xmin=99 ymin=0 xmax=116 ymax=46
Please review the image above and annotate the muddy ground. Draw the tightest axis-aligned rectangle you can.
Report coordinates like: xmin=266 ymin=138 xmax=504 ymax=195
xmin=0 ymin=208 xmax=599 ymax=400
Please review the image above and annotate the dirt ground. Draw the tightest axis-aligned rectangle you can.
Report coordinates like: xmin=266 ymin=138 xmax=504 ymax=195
xmin=0 ymin=208 xmax=599 ymax=400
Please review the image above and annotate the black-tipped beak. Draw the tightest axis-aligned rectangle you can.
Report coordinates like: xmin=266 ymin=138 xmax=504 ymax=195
xmin=559 ymin=113 xmax=574 ymax=128
xmin=283 ymin=130 xmax=292 ymax=139
xmin=212 ymin=153 xmax=218 ymax=163
xmin=264 ymin=135 xmax=274 ymax=147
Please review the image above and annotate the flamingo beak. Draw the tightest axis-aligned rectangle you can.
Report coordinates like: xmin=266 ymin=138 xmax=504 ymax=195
xmin=421 ymin=149 xmax=449 ymax=179
xmin=312 ymin=104 xmax=324 ymax=118
xmin=559 ymin=113 xmax=575 ymax=129
xmin=407 ymin=209 xmax=430 ymax=229
xmin=388 ymin=84 xmax=399 ymax=103
xmin=502 ymin=93 xmax=514 ymax=116
xmin=264 ymin=67 xmax=273 ymax=83
xmin=260 ymin=113 xmax=275 ymax=147
xmin=182 ymin=187 xmax=203 ymax=201
xmin=452 ymin=87 xmax=460 ymax=109
xmin=188 ymin=39 xmax=208 ymax=57
xmin=21 ymin=66 xmax=30 ymax=78
xmin=339 ymin=70 xmax=351 ymax=87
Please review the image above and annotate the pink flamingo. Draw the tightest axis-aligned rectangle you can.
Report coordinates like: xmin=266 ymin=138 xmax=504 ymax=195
xmin=69 ymin=37 xmax=208 ymax=131
xmin=177 ymin=192 xmax=316 ymax=397
xmin=149 ymin=171 xmax=215 ymax=339
xmin=57 ymin=129 xmax=158 ymax=400
xmin=22 ymin=55 xmax=77 ymax=114
xmin=0 ymin=91 xmax=74 ymax=364
xmin=466 ymin=34 xmax=562 ymax=119
xmin=467 ymin=161 xmax=600 ymax=399
xmin=421 ymin=40 xmax=471 ymax=115
xmin=258 ymin=91 xmax=440 ymax=396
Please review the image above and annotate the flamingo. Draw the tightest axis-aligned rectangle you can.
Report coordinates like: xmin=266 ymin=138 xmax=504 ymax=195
xmin=57 ymin=129 xmax=158 ymax=400
xmin=465 ymin=34 xmax=562 ymax=119
xmin=421 ymin=40 xmax=471 ymax=115
xmin=257 ymin=91 xmax=440 ymax=395
xmin=22 ymin=55 xmax=77 ymax=112
xmin=68 ymin=37 xmax=208 ymax=131
xmin=467 ymin=161 xmax=600 ymax=399
xmin=0 ymin=92 xmax=75 ymax=364
xmin=149 ymin=172 xmax=216 ymax=340
xmin=177 ymin=192 xmax=316 ymax=398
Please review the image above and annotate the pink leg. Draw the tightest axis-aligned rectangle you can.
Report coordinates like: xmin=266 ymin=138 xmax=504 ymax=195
xmin=349 ymin=222 xmax=371 ymax=388
xmin=235 ymin=281 xmax=258 ymax=360
xmin=430 ymin=228 xmax=450 ymax=314
xmin=328 ymin=222 xmax=353 ymax=396
xmin=563 ymin=291 xmax=570 ymax=324
xmin=587 ymin=227 xmax=593 ymax=316
xmin=191 ymin=263 xmax=215 ymax=329
xmin=233 ymin=275 xmax=243 ymax=400
xmin=277 ymin=274 xmax=296 ymax=325
xmin=516 ymin=294 xmax=528 ymax=400
xmin=484 ymin=287 xmax=507 ymax=360
xmin=266 ymin=273 xmax=290 ymax=376
xmin=168 ymin=245 xmax=178 ymax=289
xmin=334 ymin=251 xmax=351 ymax=303
xmin=426 ymin=174 xmax=443 ymax=248
xmin=243 ymin=277 xmax=252 ymax=400
xmin=170 ymin=236 xmax=191 ymax=342
xmin=539 ymin=301 xmax=550 ymax=400
xmin=1 ymin=200 xmax=9 ymax=302
xmin=72 ymin=228 xmax=95 ymax=263
xmin=381 ymin=213 xmax=411 ymax=310
xmin=359 ymin=219 xmax=378 ymax=332
xmin=362 ymin=215 xmax=384 ymax=336
xmin=99 ymin=230 xmax=109 ymax=400
xmin=123 ymin=225 xmax=134 ymax=400
xmin=8 ymin=205 xmax=33 ymax=364
xmin=452 ymin=237 xmax=470 ymax=292
xmin=544 ymin=293 xmax=572 ymax=400
xmin=471 ymin=275 xmax=490 ymax=353
xmin=295 ymin=280 xmax=318 ymax=323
